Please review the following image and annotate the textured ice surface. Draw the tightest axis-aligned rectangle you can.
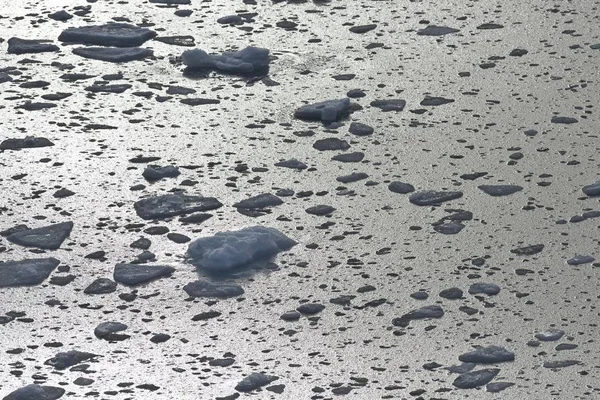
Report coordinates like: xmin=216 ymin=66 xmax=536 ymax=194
xmin=233 ymin=193 xmax=283 ymax=209
xmin=0 ymin=258 xmax=60 ymax=287
xmin=535 ymin=329 xmax=565 ymax=341
xmin=294 ymin=99 xmax=351 ymax=122
xmin=59 ymin=23 xmax=156 ymax=46
xmin=142 ymin=165 xmax=180 ymax=181
xmin=0 ymin=136 xmax=54 ymax=150
xmin=134 ymin=193 xmax=222 ymax=220
xmin=182 ymin=46 xmax=270 ymax=74
xmin=478 ymin=184 xmax=523 ymax=196
xmin=4 ymin=384 xmax=65 ymax=400
xmin=468 ymin=282 xmax=501 ymax=295
xmin=392 ymin=305 xmax=444 ymax=327
xmin=73 ymin=47 xmax=153 ymax=62
xmin=409 ymin=190 xmax=463 ymax=206
xmin=187 ymin=226 xmax=296 ymax=272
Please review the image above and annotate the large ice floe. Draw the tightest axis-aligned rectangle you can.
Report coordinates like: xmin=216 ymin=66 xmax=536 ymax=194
xmin=181 ymin=46 xmax=270 ymax=74
xmin=187 ymin=226 xmax=296 ymax=273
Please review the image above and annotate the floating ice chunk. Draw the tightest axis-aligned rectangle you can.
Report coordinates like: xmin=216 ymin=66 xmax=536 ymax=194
xmin=459 ymin=346 xmax=515 ymax=364
xmin=543 ymin=360 xmax=580 ymax=368
xmin=45 ymin=350 xmax=97 ymax=370
xmin=487 ymin=382 xmax=514 ymax=392
xmin=49 ymin=10 xmax=73 ymax=21
xmin=94 ymin=322 xmax=129 ymax=340
xmin=7 ymin=38 xmax=59 ymax=54
xmin=113 ymin=264 xmax=175 ymax=286
xmin=134 ymin=193 xmax=222 ymax=220
xmin=186 ymin=226 xmax=296 ymax=272
xmin=313 ymin=138 xmax=350 ymax=151
xmin=582 ymin=181 xmax=600 ymax=196
xmin=235 ymin=372 xmax=279 ymax=392
xmin=183 ymin=280 xmax=244 ymax=298
xmin=417 ymin=25 xmax=460 ymax=36
xmin=142 ymin=165 xmax=180 ymax=181
xmin=306 ymin=205 xmax=336 ymax=216
xmin=233 ymin=194 xmax=283 ymax=209
xmin=453 ymin=368 xmax=500 ymax=389
xmin=4 ymin=384 xmax=65 ymax=400
xmin=567 ymin=255 xmax=595 ymax=265
xmin=433 ymin=221 xmax=464 ymax=234
xmin=551 ymin=116 xmax=577 ymax=124
xmin=0 ymin=258 xmax=60 ymax=287
xmin=7 ymin=221 xmax=73 ymax=250
xmin=478 ymin=184 xmax=523 ymax=196
xmin=332 ymin=152 xmax=364 ymax=162
xmin=58 ymin=23 xmax=157 ymax=47
xmin=510 ymin=244 xmax=544 ymax=255
xmin=182 ymin=46 xmax=270 ymax=74
xmin=84 ymin=278 xmax=116 ymax=294
xmin=420 ymin=96 xmax=455 ymax=106
xmin=370 ymin=99 xmax=406 ymax=111
xmin=294 ymin=99 xmax=351 ymax=122
xmin=392 ymin=305 xmax=444 ymax=327
xmin=535 ymin=329 xmax=565 ymax=341
xmin=275 ymin=159 xmax=308 ymax=169
xmin=409 ymin=190 xmax=463 ymax=206
xmin=0 ymin=136 xmax=54 ymax=150
xmin=468 ymin=282 xmax=501 ymax=295
xmin=73 ymin=47 xmax=153 ymax=62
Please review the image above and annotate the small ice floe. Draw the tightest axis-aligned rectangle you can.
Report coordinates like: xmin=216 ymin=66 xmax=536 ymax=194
xmin=142 ymin=165 xmax=180 ymax=181
xmin=235 ymin=372 xmax=279 ymax=392
xmin=535 ymin=329 xmax=565 ymax=341
xmin=4 ymin=384 xmax=65 ymax=400
xmin=94 ymin=322 xmax=129 ymax=340
xmin=45 ymin=350 xmax=97 ymax=370
xmin=452 ymin=368 xmax=500 ymax=389
xmin=391 ymin=305 xmax=444 ymax=327
xmin=73 ymin=47 xmax=153 ymax=62
xmin=417 ymin=25 xmax=460 ymax=36
xmin=567 ymin=255 xmax=595 ymax=265
xmin=370 ymin=99 xmax=406 ymax=112
xmin=7 ymin=37 xmax=59 ymax=54
xmin=183 ymin=280 xmax=244 ymax=298
xmin=294 ymin=98 xmax=351 ymax=123
xmin=186 ymin=226 xmax=296 ymax=273
xmin=0 ymin=136 xmax=54 ymax=150
xmin=468 ymin=282 xmax=501 ymax=295
xmin=458 ymin=346 xmax=515 ymax=364
xmin=58 ymin=23 xmax=157 ymax=46
xmin=113 ymin=264 xmax=175 ymax=286
xmin=478 ymin=184 xmax=523 ymax=196
xmin=582 ymin=181 xmax=600 ymax=196
xmin=409 ymin=190 xmax=463 ymax=206
xmin=7 ymin=222 xmax=73 ymax=250
xmin=182 ymin=46 xmax=270 ymax=74
xmin=134 ymin=193 xmax=222 ymax=220
xmin=0 ymin=258 xmax=60 ymax=287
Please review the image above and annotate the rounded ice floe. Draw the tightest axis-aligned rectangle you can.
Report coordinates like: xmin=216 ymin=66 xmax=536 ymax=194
xmin=94 ymin=322 xmax=129 ymax=340
xmin=58 ymin=23 xmax=157 ymax=47
xmin=142 ymin=165 xmax=180 ymax=181
xmin=184 ymin=280 xmax=244 ymax=298
xmin=4 ymin=384 xmax=65 ymax=400
xmin=388 ymin=181 xmax=415 ymax=194
xmin=478 ymin=184 xmax=523 ymax=196
xmin=294 ymin=99 xmax=351 ymax=123
xmin=235 ymin=372 xmax=278 ymax=392
xmin=186 ymin=226 xmax=296 ymax=272
xmin=582 ymin=181 xmax=600 ymax=196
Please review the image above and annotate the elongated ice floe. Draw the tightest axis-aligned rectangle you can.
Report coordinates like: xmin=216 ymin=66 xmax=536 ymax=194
xmin=182 ymin=46 xmax=270 ymax=74
xmin=186 ymin=226 xmax=296 ymax=272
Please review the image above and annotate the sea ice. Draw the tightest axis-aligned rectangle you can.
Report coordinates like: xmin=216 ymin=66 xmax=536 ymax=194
xmin=478 ymin=185 xmax=523 ymax=196
xmin=0 ymin=258 xmax=60 ymax=287
xmin=409 ymin=190 xmax=463 ymax=206
xmin=94 ymin=322 xmax=129 ymax=340
xmin=294 ymin=98 xmax=351 ymax=122
xmin=582 ymin=181 xmax=600 ymax=196
xmin=73 ymin=47 xmax=153 ymax=62
xmin=468 ymin=282 xmax=501 ymax=295
xmin=417 ymin=25 xmax=460 ymax=36
xmin=142 ymin=165 xmax=180 ymax=181
xmin=370 ymin=99 xmax=406 ymax=112
xmin=535 ymin=329 xmax=565 ymax=341
xmin=233 ymin=194 xmax=283 ymax=209
xmin=0 ymin=136 xmax=54 ymax=150
xmin=7 ymin=37 xmax=59 ymax=54
xmin=58 ymin=23 xmax=157 ymax=47
xmin=459 ymin=346 xmax=515 ymax=364
xmin=392 ymin=305 xmax=444 ymax=327
xmin=235 ymin=372 xmax=279 ymax=392
xmin=113 ymin=264 xmax=175 ymax=285
xmin=3 ymin=384 xmax=65 ymax=400
xmin=453 ymin=368 xmax=500 ymax=389
xmin=45 ymin=350 xmax=97 ymax=370
xmin=388 ymin=181 xmax=415 ymax=193
xmin=567 ymin=255 xmax=595 ymax=265
xmin=134 ymin=193 xmax=222 ymax=220
xmin=7 ymin=221 xmax=73 ymax=250
xmin=186 ymin=226 xmax=296 ymax=272
xmin=183 ymin=280 xmax=244 ymax=298
xmin=182 ymin=46 xmax=270 ymax=74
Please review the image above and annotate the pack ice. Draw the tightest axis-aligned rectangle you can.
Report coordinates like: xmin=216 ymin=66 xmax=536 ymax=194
xmin=187 ymin=226 xmax=296 ymax=272
xmin=182 ymin=46 xmax=270 ymax=74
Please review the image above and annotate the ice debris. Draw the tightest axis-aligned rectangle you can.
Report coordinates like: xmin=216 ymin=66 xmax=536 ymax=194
xmin=186 ymin=226 xmax=296 ymax=272
xmin=453 ymin=368 xmax=500 ymax=389
xmin=7 ymin=37 xmax=59 ymax=54
xmin=73 ymin=47 xmax=153 ymax=62
xmin=4 ymin=384 xmax=65 ymax=400
xmin=184 ymin=280 xmax=245 ymax=298
xmin=45 ymin=350 xmax=97 ymax=370
xmin=113 ymin=264 xmax=175 ymax=286
xmin=458 ymin=346 xmax=515 ymax=364
xmin=134 ymin=193 xmax=222 ymax=220
xmin=235 ymin=372 xmax=279 ymax=392
xmin=7 ymin=221 xmax=73 ymax=250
